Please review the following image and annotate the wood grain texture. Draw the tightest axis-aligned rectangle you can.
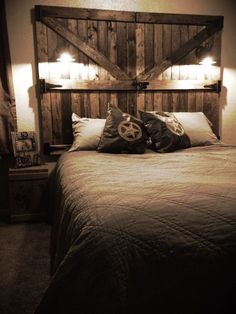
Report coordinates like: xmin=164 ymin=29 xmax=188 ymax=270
xmin=162 ymin=24 xmax=172 ymax=112
xmin=138 ymin=23 xmax=222 ymax=81
xmin=117 ymin=22 xmax=128 ymax=111
xmin=36 ymin=5 xmax=135 ymax=22
xmin=42 ymin=17 xmax=130 ymax=80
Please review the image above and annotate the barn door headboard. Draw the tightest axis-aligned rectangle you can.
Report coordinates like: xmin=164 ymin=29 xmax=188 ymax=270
xmin=34 ymin=6 xmax=223 ymax=151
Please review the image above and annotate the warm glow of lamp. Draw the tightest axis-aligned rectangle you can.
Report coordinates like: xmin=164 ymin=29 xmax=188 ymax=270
xmin=199 ymin=56 xmax=216 ymax=66
xmin=56 ymin=52 xmax=75 ymax=63
xmin=196 ymin=44 xmax=216 ymax=66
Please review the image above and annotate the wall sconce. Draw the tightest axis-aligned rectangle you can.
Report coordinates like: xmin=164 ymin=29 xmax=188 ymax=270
xmin=195 ymin=43 xmax=216 ymax=66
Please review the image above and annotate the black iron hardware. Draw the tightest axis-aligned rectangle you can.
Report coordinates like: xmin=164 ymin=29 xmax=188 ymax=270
xmin=39 ymin=79 xmax=63 ymax=93
xmin=132 ymin=81 xmax=149 ymax=90
xmin=203 ymin=80 xmax=221 ymax=93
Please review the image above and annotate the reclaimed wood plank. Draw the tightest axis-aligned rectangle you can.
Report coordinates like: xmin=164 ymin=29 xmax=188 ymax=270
xmin=196 ymin=26 xmax=205 ymax=113
xmin=40 ymin=93 xmax=52 ymax=143
xmin=153 ymin=24 xmax=163 ymax=111
xmin=98 ymin=20 xmax=109 ymax=118
xmin=88 ymin=19 xmax=100 ymax=118
xmin=144 ymin=23 xmax=154 ymax=111
xmin=43 ymin=78 xmax=218 ymax=91
xmin=108 ymin=21 xmax=118 ymax=105
xmin=50 ymin=92 xmax=62 ymax=144
xmin=203 ymin=92 xmax=219 ymax=136
xmin=67 ymin=18 xmax=79 ymax=79
xmin=171 ymin=24 xmax=180 ymax=111
xmin=47 ymin=20 xmax=63 ymax=144
xmin=187 ymin=25 xmax=198 ymax=112
xmin=61 ymin=92 xmax=73 ymax=143
xmin=136 ymin=12 xmax=223 ymax=26
xmin=136 ymin=23 xmax=145 ymax=112
xmin=36 ymin=21 xmax=52 ymax=145
xmin=179 ymin=25 xmax=189 ymax=112
xmin=162 ymin=24 xmax=172 ymax=111
xmin=57 ymin=18 xmax=70 ymax=79
xmin=117 ymin=21 xmax=128 ymax=111
xmin=36 ymin=6 xmax=135 ymax=22
xmin=127 ymin=22 xmax=136 ymax=115
xmin=71 ymin=92 xmax=82 ymax=116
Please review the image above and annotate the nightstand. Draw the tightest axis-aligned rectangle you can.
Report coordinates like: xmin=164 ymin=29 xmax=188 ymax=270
xmin=8 ymin=164 xmax=49 ymax=222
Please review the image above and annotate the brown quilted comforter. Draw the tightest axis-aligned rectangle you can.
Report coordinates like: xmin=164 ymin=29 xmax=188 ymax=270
xmin=36 ymin=145 xmax=236 ymax=314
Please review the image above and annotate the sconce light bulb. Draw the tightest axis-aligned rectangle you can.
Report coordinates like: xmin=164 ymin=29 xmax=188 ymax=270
xmin=199 ymin=56 xmax=216 ymax=66
xmin=57 ymin=52 xmax=75 ymax=63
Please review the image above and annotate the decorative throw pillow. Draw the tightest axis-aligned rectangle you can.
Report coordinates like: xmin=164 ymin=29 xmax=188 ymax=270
xmin=69 ymin=113 xmax=106 ymax=152
xmin=97 ymin=104 xmax=148 ymax=154
xmin=172 ymin=112 xmax=220 ymax=146
xmin=139 ymin=111 xmax=191 ymax=153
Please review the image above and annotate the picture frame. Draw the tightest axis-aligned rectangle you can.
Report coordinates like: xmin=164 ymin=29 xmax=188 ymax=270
xmin=11 ymin=131 xmax=41 ymax=168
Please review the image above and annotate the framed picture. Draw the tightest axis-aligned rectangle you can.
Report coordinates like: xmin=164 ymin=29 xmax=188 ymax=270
xmin=11 ymin=131 xmax=41 ymax=168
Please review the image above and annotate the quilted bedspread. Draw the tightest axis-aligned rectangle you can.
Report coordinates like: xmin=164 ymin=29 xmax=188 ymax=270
xmin=36 ymin=145 xmax=236 ymax=314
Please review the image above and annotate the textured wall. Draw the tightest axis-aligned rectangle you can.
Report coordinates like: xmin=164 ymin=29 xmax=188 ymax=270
xmin=5 ymin=0 xmax=236 ymax=144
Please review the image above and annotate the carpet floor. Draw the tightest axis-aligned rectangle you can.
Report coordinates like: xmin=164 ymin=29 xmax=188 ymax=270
xmin=0 ymin=222 xmax=51 ymax=314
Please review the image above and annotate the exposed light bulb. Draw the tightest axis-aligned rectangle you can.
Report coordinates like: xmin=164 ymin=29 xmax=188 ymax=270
xmin=199 ymin=56 xmax=216 ymax=66
xmin=57 ymin=52 xmax=75 ymax=63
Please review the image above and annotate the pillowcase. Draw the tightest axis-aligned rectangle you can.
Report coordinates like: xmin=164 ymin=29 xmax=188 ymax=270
xmin=69 ymin=113 xmax=106 ymax=152
xmin=139 ymin=111 xmax=191 ymax=153
xmin=172 ymin=112 xmax=220 ymax=146
xmin=97 ymin=104 xmax=148 ymax=154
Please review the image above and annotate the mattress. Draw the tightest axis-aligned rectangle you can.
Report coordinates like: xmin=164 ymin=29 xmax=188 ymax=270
xmin=36 ymin=145 xmax=236 ymax=314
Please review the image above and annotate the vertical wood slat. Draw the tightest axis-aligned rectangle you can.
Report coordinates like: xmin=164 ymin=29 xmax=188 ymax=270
xmin=162 ymin=24 xmax=172 ymax=111
xmin=171 ymin=25 xmax=180 ymax=111
xmin=49 ymin=18 xmax=64 ymax=143
xmin=67 ymin=18 xmax=78 ymax=81
xmin=87 ymin=20 xmax=100 ymax=118
xmin=187 ymin=25 xmax=198 ymax=112
xmin=68 ymin=19 xmax=81 ymax=120
xmin=50 ymin=92 xmax=62 ymax=144
xmin=57 ymin=18 xmax=70 ymax=79
xmin=117 ymin=22 xmax=127 ymax=112
xmin=61 ymin=92 xmax=73 ymax=143
xmin=179 ymin=25 xmax=189 ymax=112
xmin=77 ymin=19 xmax=89 ymax=116
xmin=71 ymin=93 xmax=81 ymax=116
xmin=136 ymin=23 xmax=145 ymax=113
xmin=108 ymin=21 xmax=118 ymax=106
xmin=153 ymin=24 xmax=162 ymax=111
xmin=211 ymin=30 xmax=222 ymax=66
xmin=98 ymin=21 xmax=108 ymax=118
xmin=195 ymin=26 xmax=205 ymax=113
xmin=36 ymin=21 xmax=52 ymax=145
xmin=144 ymin=23 xmax=154 ymax=111
xmin=127 ymin=22 xmax=136 ymax=115
xmin=203 ymin=92 xmax=219 ymax=136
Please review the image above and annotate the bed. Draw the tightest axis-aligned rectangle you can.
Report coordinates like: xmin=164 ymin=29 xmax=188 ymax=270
xmin=35 ymin=107 xmax=236 ymax=314
xmin=32 ymin=6 xmax=236 ymax=312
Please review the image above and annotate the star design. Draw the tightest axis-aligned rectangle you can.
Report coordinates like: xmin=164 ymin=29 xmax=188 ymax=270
xmin=118 ymin=121 xmax=142 ymax=141
xmin=166 ymin=120 xmax=184 ymax=136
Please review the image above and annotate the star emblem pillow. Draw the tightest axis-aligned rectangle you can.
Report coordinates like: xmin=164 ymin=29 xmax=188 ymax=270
xmin=97 ymin=104 xmax=148 ymax=154
xmin=139 ymin=111 xmax=191 ymax=153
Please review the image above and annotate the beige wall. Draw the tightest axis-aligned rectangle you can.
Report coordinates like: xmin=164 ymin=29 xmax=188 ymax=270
xmin=5 ymin=0 xmax=236 ymax=144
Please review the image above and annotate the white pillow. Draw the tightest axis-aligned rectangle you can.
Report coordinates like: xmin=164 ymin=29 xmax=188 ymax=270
xmin=173 ymin=112 xmax=219 ymax=146
xmin=69 ymin=113 xmax=106 ymax=151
